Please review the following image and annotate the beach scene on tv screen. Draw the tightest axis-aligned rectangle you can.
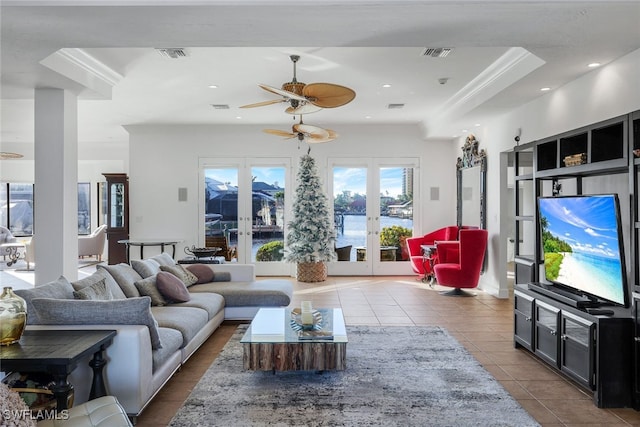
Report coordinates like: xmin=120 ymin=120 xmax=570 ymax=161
xmin=539 ymin=195 xmax=625 ymax=305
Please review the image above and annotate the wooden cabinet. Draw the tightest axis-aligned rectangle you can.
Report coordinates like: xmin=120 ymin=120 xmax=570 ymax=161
xmin=102 ymin=173 xmax=129 ymax=264
xmin=515 ymin=285 xmax=633 ymax=408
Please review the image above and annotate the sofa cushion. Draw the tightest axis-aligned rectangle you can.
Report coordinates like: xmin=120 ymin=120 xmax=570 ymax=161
xmin=188 ymin=279 xmax=292 ymax=307
xmin=170 ymin=292 xmax=224 ymax=320
xmin=97 ymin=263 xmax=143 ymax=298
xmin=73 ymin=279 xmax=113 ymax=301
xmin=159 ymin=264 xmax=198 ymax=286
xmin=72 ymin=269 xmax=127 ymax=300
xmin=131 ymin=258 xmax=161 ymax=278
xmin=156 ymin=271 xmax=191 ymax=303
xmin=135 ymin=276 xmax=167 ymax=306
xmin=150 ymin=252 xmax=175 ymax=267
xmin=150 ymin=306 xmax=208 ymax=348
xmin=14 ymin=276 xmax=75 ymax=325
xmin=152 ymin=327 xmax=183 ymax=373
xmin=184 ymin=264 xmax=215 ymax=284
xmin=31 ymin=296 xmax=163 ymax=350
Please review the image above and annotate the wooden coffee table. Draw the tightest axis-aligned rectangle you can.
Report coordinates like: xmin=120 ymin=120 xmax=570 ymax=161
xmin=241 ymin=308 xmax=347 ymax=372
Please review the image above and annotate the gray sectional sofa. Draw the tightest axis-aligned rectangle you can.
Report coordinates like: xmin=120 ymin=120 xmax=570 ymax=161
xmin=15 ymin=253 xmax=293 ymax=419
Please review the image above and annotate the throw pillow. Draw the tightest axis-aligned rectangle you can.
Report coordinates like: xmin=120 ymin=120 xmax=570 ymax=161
xmin=150 ymin=252 xmax=175 ymax=267
xmin=155 ymin=271 xmax=191 ymax=303
xmin=134 ymin=276 xmax=167 ymax=306
xmin=32 ymin=296 xmax=163 ymax=350
xmin=14 ymin=276 xmax=75 ymax=325
xmin=71 ymin=268 xmax=127 ymax=299
xmin=97 ymin=263 xmax=143 ymax=298
xmin=131 ymin=258 xmax=161 ymax=278
xmin=185 ymin=264 xmax=215 ymax=284
xmin=73 ymin=279 xmax=113 ymax=300
xmin=212 ymin=271 xmax=232 ymax=282
xmin=160 ymin=264 xmax=198 ymax=286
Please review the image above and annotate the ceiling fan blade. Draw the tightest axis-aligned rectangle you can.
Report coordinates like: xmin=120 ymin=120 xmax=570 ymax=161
xmin=263 ymin=129 xmax=296 ymax=138
xmin=258 ymin=84 xmax=307 ymax=102
xmin=285 ymin=103 xmax=323 ymax=115
xmin=293 ymin=124 xmax=330 ymax=139
xmin=307 ymin=133 xmax=337 ymax=144
xmin=240 ymin=99 xmax=284 ymax=109
xmin=303 ymin=83 xmax=356 ymax=108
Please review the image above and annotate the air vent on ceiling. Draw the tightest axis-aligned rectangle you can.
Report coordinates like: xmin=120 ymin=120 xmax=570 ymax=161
xmin=211 ymin=104 xmax=230 ymax=110
xmin=421 ymin=48 xmax=452 ymax=58
xmin=387 ymin=103 xmax=405 ymax=109
xmin=155 ymin=48 xmax=188 ymax=59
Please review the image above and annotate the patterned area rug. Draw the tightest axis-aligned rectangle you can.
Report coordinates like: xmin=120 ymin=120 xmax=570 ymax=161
xmin=170 ymin=325 xmax=539 ymax=427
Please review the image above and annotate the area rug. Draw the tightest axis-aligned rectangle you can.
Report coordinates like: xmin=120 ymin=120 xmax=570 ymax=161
xmin=170 ymin=326 xmax=539 ymax=427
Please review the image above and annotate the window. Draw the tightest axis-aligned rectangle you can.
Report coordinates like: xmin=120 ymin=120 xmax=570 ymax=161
xmin=0 ymin=182 xmax=93 ymax=236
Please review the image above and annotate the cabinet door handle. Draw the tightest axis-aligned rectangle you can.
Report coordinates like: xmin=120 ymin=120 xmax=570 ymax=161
xmin=525 ymin=316 xmax=531 ymax=322
xmin=550 ymin=330 xmax=557 ymax=336
xmin=561 ymin=335 xmax=568 ymax=341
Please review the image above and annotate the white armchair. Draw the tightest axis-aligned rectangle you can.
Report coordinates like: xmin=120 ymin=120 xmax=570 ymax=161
xmin=79 ymin=224 xmax=107 ymax=261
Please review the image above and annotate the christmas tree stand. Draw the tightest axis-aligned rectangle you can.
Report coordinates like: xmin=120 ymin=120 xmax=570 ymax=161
xmin=297 ymin=262 xmax=327 ymax=283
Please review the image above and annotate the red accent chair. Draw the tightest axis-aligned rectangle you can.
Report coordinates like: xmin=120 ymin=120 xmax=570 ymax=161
xmin=433 ymin=228 xmax=488 ymax=296
xmin=406 ymin=226 xmax=459 ymax=278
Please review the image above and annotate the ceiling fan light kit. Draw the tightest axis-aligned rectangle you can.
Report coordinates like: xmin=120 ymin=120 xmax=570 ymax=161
xmin=243 ymin=54 xmax=355 ymax=144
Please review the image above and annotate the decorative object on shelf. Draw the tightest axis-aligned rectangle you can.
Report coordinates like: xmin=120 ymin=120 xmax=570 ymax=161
xmin=284 ymin=154 xmax=336 ymax=282
xmin=0 ymin=286 xmax=27 ymax=345
xmin=240 ymin=55 xmax=356 ymax=115
xmin=633 ymin=149 xmax=640 ymax=158
xmin=563 ymin=153 xmax=587 ymax=167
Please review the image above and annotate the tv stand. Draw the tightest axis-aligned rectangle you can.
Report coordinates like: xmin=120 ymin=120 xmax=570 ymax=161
xmin=527 ymin=282 xmax=594 ymax=308
xmin=515 ymin=284 xmax=633 ymax=408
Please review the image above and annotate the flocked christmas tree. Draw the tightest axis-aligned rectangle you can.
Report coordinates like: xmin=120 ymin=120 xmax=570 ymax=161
xmin=284 ymin=154 xmax=336 ymax=264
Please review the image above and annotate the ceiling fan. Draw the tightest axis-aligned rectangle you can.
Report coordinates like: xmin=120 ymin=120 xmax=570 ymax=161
xmin=263 ymin=117 xmax=337 ymax=144
xmin=241 ymin=55 xmax=356 ymax=115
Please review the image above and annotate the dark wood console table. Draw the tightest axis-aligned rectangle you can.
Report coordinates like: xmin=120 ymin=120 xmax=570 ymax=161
xmin=0 ymin=329 xmax=116 ymax=410
xmin=118 ymin=239 xmax=181 ymax=262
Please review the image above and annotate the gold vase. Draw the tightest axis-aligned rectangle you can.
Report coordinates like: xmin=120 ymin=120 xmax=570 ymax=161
xmin=0 ymin=286 xmax=27 ymax=345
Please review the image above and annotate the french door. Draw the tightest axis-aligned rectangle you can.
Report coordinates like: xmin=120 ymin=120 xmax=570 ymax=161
xmin=199 ymin=157 xmax=291 ymax=276
xmin=328 ymin=157 xmax=419 ymax=276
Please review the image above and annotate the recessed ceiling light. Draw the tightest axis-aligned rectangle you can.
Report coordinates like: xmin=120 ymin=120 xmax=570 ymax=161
xmin=540 ymin=87 xmax=551 ymax=92
xmin=235 ymin=116 xmax=242 ymax=120
xmin=208 ymin=85 xmax=219 ymax=89
xmin=365 ymin=116 xmax=372 ymax=119
xmin=474 ymin=123 xmax=481 ymax=127
xmin=462 ymin=129 xmax=468 ymax=133
xmin=588 ymin=62 xmax=601 ymax=68
xmin=382 ymin=84 xmax=391 ymax=88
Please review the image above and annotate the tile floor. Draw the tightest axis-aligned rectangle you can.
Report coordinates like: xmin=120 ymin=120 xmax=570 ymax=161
xmin=5 ymin=266 xmax=640 ymax=426
xmin=134 ymin=276 xmax=640 ymax=427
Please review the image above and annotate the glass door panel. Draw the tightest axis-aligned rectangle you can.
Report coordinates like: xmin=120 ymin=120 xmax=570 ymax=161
xmin=379 ymin=167 xmax=413 ymax=263
xmin=204 ymin=167 xmax=239 ymax=262
xmin=250 ymin=165 xmax=287 ymax=275
xmin=333 ymin=166 xmax=368 ymax=266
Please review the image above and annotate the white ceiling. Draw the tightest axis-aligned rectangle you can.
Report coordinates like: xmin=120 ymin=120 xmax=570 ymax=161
xmin=1 ymin=1 xmax=639 ymax=148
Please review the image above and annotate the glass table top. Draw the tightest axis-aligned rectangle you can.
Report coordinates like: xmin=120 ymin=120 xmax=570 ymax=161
xmin=241 ymin=308 xmax=347 ymax=344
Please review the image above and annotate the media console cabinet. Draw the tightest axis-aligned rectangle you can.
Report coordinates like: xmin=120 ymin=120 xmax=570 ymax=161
xmin=515 ymin=284 xmax=633 ymax=408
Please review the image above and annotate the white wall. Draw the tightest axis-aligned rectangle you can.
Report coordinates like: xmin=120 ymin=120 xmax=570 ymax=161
xmin=477 ymin=48 xmax=640 ymax=297
xmin=126 ymin=123 xmax=457 ymax=260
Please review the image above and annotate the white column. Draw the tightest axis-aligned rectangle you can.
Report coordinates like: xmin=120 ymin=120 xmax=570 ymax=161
xmin=34 ymin=88 xmax=79 ymax=284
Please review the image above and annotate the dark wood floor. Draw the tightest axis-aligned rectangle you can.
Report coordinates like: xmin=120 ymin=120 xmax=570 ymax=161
xmin=134 ymin=276 xmax=640 ymax=427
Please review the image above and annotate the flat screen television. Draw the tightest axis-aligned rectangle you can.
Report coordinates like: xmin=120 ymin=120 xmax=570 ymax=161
xmin=537 ymin=194 xmax=629 ymax=307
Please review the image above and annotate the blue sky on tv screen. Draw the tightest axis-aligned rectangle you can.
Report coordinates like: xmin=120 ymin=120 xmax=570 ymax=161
xmin=539 ymin=195 xmax=620 ymax=259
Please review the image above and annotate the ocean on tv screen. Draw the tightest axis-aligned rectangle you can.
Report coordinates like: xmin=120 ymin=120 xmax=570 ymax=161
xmin=538 ymin=194 xmax=626 ymax=306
